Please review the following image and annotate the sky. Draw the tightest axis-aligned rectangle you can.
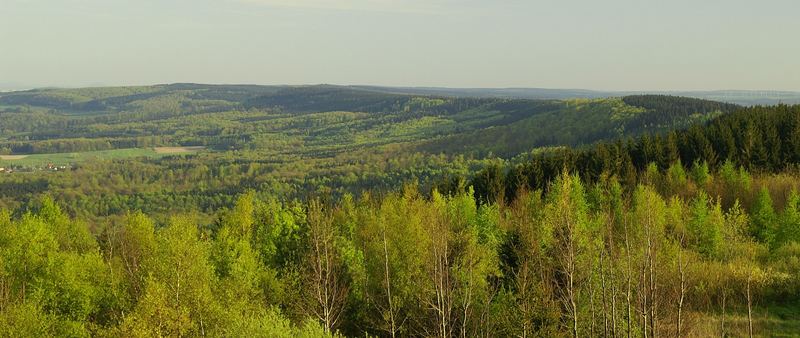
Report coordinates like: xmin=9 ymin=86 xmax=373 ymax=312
xmin=1 ymin=0 xmax=799 ymax=91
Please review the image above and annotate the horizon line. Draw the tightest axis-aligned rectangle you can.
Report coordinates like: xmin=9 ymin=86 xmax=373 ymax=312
xmin=3 ymin=82 xmax=800 ymax=94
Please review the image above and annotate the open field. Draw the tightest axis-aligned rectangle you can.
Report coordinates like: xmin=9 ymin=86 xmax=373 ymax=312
xmin=0 ymin=155 xmax=29 ymax=160
xmin=0 ymin=147 xmax=204 ymax=167
xmin=153 ymin=146 xmax=206 ymax=154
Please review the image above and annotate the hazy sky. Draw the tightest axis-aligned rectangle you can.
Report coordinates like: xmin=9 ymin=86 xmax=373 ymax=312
xmin=1 ymin=0 xmax=798 ymax=91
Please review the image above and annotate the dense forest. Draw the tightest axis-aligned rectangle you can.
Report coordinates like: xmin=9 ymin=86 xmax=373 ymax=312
xmin=468 ymin=104 xmax=800 ymax=203
xmin=0 ymin=86 xmax=799 ymax=336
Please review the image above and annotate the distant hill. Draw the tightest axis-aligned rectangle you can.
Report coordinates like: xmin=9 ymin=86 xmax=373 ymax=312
xmin=356 ymin=86 xmax=800 ymax=106
xmin=4 ymin=84 xmax=797 ymax=107
xmin=354 ymin=86 xmax=609 ymax=100
xmin=0 ymin=84 xmax=742 ymax=160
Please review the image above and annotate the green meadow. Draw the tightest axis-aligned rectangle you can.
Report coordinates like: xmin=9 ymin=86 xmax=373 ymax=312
xmin=0 ymin=147 xmax=202 ymax=167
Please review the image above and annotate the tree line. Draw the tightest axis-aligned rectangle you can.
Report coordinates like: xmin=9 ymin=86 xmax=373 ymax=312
xmin=467 ymin=104 xmax=800 ymax=203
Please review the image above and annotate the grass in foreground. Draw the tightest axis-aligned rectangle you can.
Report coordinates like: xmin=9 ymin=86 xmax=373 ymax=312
xmin=693 ymin=305 xmax=800 ymax=337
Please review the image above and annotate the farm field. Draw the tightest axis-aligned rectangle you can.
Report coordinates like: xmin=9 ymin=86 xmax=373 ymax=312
xmin=0 ymin=147 xmax=204 ymax=167
xmin=152 ymin=146 xmax=206 ymax=154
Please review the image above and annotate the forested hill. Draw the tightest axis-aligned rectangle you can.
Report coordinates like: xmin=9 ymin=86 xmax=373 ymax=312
xmin=0 ymin=84 xmax=740 ymax=116
xmin=0 ymin=84 xmax=745 ymax=219
xmin=0 ymin=84 xmax=487 ymax=115
xmin=243 ymin=85 xmax=411 ymax=113
xmin=622 ymin=95 xmax=741 ymax=113
xmin=0 ymin=85 xmax=739 ymax=157
xmin=621 ymin=95 xmax=741 ymax=130
xmin=358 ymin=86 xmax=800 ymax=105
xmin=417 ymin=95 xmax=740 ymax=157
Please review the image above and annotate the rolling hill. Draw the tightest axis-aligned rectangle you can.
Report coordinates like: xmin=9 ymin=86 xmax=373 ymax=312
xmin=0 ymin=84 xmax=744 ymax=217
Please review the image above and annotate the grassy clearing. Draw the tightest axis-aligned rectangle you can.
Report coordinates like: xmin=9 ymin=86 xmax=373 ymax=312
xmin=153 ymin=146 xmax=206 ymax=154
xmin=0 ymin=147 xmax=204 ymax=167
xmin=0 ymin=155 xmax=29 ymax=160
xmin=693 ymin=305 xmax=800 ymax=337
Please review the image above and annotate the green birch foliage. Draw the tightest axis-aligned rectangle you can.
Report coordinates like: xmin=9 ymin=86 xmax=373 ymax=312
xmin=122 ymin=217 xmax=220 ymax=337
xmin=253 ymin=199 xmax=305 ymax=271
xmin=0 ymin=214 xmax=58 ymax=305
xmin=751 ymin=187 xmax=778 ymax=247
xmin=665 ymin=160 xmax=688 ymax=195
xmin=0 ymin=303 xmax=57 ymax=337
xmin=632 ymin=185 xmax=668 ymax=244
xmin=445 ymin=188 xmax=503 ymax=336
xmin=0 ymin=202 xmax=112 ymax=336
xmin=36 ymin=196 xmax=96 ymax=253
xmin=687 ymin=192 xmax=724 ymax=258
xmin=690 ymin=160 xmax=711 ymax=187
xmin=357 ymin=189 xmax=427 ymax=336
xmin=544 ymin=173 xmax=597 ymax=335
xmin=212 ymin=192 xmax=275 ymax=333
xmin=778 ymin=190 xmax=800 ymax=246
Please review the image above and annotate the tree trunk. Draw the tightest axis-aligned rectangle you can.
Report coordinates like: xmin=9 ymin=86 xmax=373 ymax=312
xmin=676 ymin=243 xmax=686 ymax=337
xmin=746 ymin=275 xmax=753 ymax=338
xmin=642 ymin=262 xmax=648 ymax=338
xmin=306 ymin=202 xmax=347 ymax=332
xmin=590 ymin=271 xmax=597 ymax=338
xmin=611 ymin=257 xmax=618 ymax=338
xmin=625 ymin=223 xmax=633 ymax=338
xmin=601 ymin=251 xmax=609 ymax=338
xmin=720 ymin=290 xmax=726 ymax=338
xmin=647 ymin=221 xmax=657 ymax=338
xmin=382 ymin=228 xmax=397 ymax=338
